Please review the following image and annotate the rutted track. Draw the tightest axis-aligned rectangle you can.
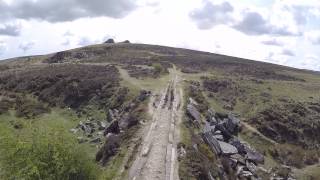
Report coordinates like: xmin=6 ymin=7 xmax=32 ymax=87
xmin=128 ymin=67 xmax=182 ymax=180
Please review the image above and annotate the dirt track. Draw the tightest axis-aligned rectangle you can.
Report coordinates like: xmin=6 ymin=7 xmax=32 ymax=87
xmin=128 ymin=67 xmax=182 ymax=180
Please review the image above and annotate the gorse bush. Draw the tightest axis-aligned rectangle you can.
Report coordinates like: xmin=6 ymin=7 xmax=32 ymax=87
xmin=0 ymin=127 xmax=99 ymax=180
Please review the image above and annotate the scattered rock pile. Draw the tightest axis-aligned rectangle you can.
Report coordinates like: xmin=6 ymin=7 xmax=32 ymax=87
xmin=186 ymin=98 xmax=296 ymax=179
xmin=97 ymin=90 xmax=150 ymax=165
xmin=70 ymin=117 xmax=107 ymax=145
xmin=201 ymin=112 xmax=265 ymax=179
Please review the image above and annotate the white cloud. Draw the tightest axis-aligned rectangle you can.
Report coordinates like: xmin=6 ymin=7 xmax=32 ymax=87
xmin=189 ymin=1 xmax=234 ymax=29
xmin=19 ymin=41 xmax=35 ymax=52
xmin=0 ymin=0 xmax=319 ymax=71
xmin=0 ymin=22 xmax=21 ymax=36
xmin=305 ymin=30 xmax=320 ymax=45
xmin=0 ymin=41 xmax=7 ymax=55
xmin=282 ymin=49 xmax=295 ymax=56
xmin=261 ymin=38 xmax=283 ymax=46
xmin=0 ymin=0 xmax=137 ymax=22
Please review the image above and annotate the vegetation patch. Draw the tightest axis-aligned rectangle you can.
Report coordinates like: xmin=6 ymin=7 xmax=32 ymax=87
xmin=249 ymin=101 xmax=320 ymax=148
xmin=0 ymin=124 xmax=99 ymax=180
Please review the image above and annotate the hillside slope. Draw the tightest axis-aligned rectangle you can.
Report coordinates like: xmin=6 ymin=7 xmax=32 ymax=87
xmin=0 ymin=42 xmax=319 ymax=180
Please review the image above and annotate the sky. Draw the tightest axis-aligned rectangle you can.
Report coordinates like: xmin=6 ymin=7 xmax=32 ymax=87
xmin=0 ymin=0 xmax=319 ymax=71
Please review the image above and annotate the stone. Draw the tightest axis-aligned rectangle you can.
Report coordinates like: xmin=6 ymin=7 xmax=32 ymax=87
xmin=69 ymin=128 xmax=78 ymax=134
xmin=77 ymin=137 xmax=87 ymax=144
xmin=85 ymin=121 xmax=95 ymax=128
xmin=138 ymin=90 xmax=150 ymax=101
xmin=96 ymin=133 xmax=120 ymax=165
xmin=208 ymin=171 xmax=216 ymax=180
xmin=90 ymin=137 xmax=101 ymax=143
xmin=178 ymin=146 xmax=186 ymax=160
xmin=229 ymin=138 xmax=246 ymax=155
xmin=188 ymin=97 xmax=198 ymax=106
xmin=119 ymin=114 xmax=129 ymax=130
xmin=215 ymin=123 xmax=232 ymax=141
xmin=236 ymin=165 xmax=245 ymax=176
xmin=97 ymin=121 xmax=107 ymax=130
xmin=202 ymin=132 xmax=221 ymax=155
xmin=187 ymin=104 xmax=201 ymax=122
xmin=215 ymin=112 xmax=228 ymax=120
xmin=213 ymin=130 xmax=222 ymax=135
xmin=230 ymin=154 xmax=246 ymax=165
xmin=203 ymin=122 xmax=215 ymax=134
xmin=104 ymin=38 xmax=115 ymax=43
xmin=210 ymin=116 xmax=218 ymax=125
xmin=207 ymin=108 xmax=216 ymax=118
xmin=104 ymin=120 xmax=120 ymax=135
xmin=119 ymin=113 xmax=138 ymax=130
xmin=213 ymin=134 xmax=224 ymax=141
xmin=80 ymin=124 xmax=94 ymax=134
xmin=240 ymin=170 xmax=253 ymax=177
xmin=226 ymin=114 xmax=240 ymax=134
xmin=245 ymin=146 xmax=264 ymax=164
xmin=107 ymin=109 xmax=115 ymax=122
xmin=218 ymin=141 xmax=238 ymax=155
xmin=246 ymin=161 xmax=257 ymax=174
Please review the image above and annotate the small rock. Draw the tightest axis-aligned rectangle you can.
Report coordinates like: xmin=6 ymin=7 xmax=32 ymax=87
xmin=213 ymin=130 xmax=222 ymax=135
xmin=246 ymin=161 xmax=257 ymax=174
xmin=138 ymin=90 xmax=150 ymax=101
xmin=104 ymin=120 xmax=120 ymax=135
xmin=203 ymin=122 xmax=215 ymax=134
xmin=187 ymin=104 xmax=201 ymax=122
xmin=245 ymin=146 xmax=264 ymax=164
xmin=229 ymin=138 xmax=246 ymax=154
xmin=178 ymin=146 xmax=187 ymax=159
xmin=90 ymin=137 xmax=101 ymax=143
xmin=96 ymin=133 xmax=120 ymax=165
xmin=215 ymin=123 xmax=232 ymax=141
xmin=77 ymin=137 xmax=87 ymax=144
xmin=188 ymin=97 xmax=198 ymax=106
xmin=230 ymin=154 xmax=246 ymax=165
xmin=69 ymin=128 xmax=78 ymax=134
xmin=218 ymin=141 xmax=238 ymax=155
xmin=240 ymin=170 xmax=253 ymax=177
xmin=202 ymin=132 xmax=222 ymax=155
xmin=226 ymin=114 xmax=240 ymax=134
xmin=213 ymin=134 xmax=224 ymax=141
xmin=207 ymin=108 xmax=216 ymax=118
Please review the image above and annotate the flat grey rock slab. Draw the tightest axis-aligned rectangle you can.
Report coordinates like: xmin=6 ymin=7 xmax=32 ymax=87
xmin=218 ymin=141 xmax=238 ymax=155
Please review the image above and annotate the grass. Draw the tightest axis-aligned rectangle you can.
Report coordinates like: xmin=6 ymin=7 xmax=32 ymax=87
xmin=118 ymin=66 xmax=170 ymax=93
xmin=0 ymin=108 xmax=100 ymax=180
xmin=99 ymin=147 xmax=128 ymax=180
xmin=293 ymin=163 xmax=320 ymax=180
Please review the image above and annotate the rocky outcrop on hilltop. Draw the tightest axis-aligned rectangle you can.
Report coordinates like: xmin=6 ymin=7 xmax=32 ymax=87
xmin=104 ymin=38 xmax=115 ymax=43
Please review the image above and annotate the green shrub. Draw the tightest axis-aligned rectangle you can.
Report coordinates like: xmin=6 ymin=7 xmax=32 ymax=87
xmin=0 ymin=97 xmax=14 ymax=114
xmin=152 ymin=63 xmax=167 ymax=77
xmin=15 ymin=96 xmax=50 ymax=118
xmin=0 ymin=127 xmax=99 ymax=180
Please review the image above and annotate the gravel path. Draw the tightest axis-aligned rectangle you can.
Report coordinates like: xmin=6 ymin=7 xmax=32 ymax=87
xmin=128 ymin=67 xmax=182 ymax=180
